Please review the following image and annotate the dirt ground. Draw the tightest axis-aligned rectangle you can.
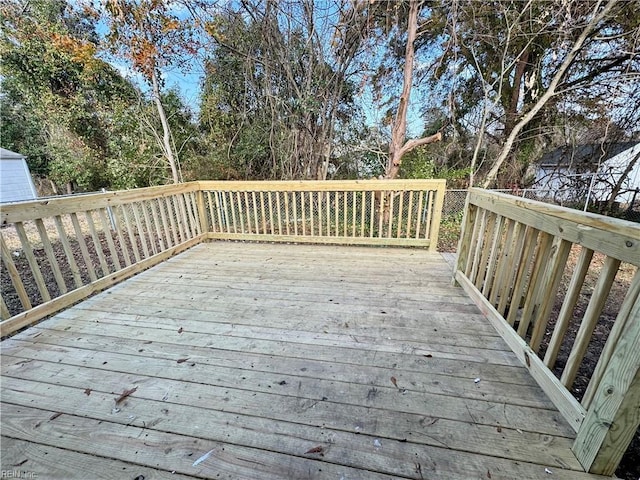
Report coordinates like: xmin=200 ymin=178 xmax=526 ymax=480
xmin=2 ymin=223 xmax=639 ymax=479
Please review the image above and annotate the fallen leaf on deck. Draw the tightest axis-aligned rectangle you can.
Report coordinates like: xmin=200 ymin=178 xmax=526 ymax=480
xmin=192 ymin=449 xmax=215 ymax=467
xmin=423 ymin=354 xmax=433 ymax=358
xmin=49 ymin=412 xmax=63 ymax=421
xmin=487 ymin=469 xmax=492 ymax=478
xmin=115 ymin=386 xmax=138 ymax=405
xmin=390 ymin=376 xmax=398 ymax=388
xmin=178 ymin=327 xmax=183 ymax=334
xmin=304 ymin=446 xmax=324 ymax=454
xmin=176 ymin=358 xmax=189 ymax=363
xmin=84 ymin=388 xmax=92 ymax=396
xmin=496 ymin=426 xmax=502 ymax=433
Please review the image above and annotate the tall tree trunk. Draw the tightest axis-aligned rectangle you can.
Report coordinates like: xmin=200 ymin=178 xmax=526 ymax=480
xmin=482 ymin=0 xmax=616 ymax=188
xmin=386 ymin=0 xmax=441 ymax=180
xmin=151 ymin=69 xmax=180 ymax=184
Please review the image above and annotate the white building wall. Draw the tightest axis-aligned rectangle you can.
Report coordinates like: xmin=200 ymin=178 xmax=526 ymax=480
xmin=0 ymin=157 xmax=38 ymax=203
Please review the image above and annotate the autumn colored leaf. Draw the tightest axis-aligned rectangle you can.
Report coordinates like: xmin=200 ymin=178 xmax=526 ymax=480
xmin=115 ymin=386 xmax=138 ymax=404
xmin=304 ymin=446 xmax=324 ymax=454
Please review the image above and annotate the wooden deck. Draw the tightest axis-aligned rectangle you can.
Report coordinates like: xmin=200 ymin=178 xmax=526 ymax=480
xmin=1 ymin=241 xmax=608 ymax=479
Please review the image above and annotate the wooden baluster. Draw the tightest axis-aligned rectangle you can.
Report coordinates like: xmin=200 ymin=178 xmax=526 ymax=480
xmin=0 ymin=234 xmax=32 ymax=311
xmin=206 ymin=192 xmax=216 ymax=233
xmin=529 ymin=238 xmax=572 ymax=353
xmin=84 ymin=211 xmax=111 ymax=275
xmin=582 ymin=267 xmax=640 ymax=411
xmin=481 ymin=215 xmax=505 ymax=297
xmin=473 ymin=212 xmax=497 ymax=289
xmin=414 ymin=191 xmax=424 ymax=239
xmin=396 ymin=191 xmax=404 ymax=238
xmin=235 ymin=191 xmax=244 ymax=234
xmin=1 ymin=297 xmax=10 ymax=320
xmin=244 ymin=191 xmax=251 ymax=233
xmin=276 ymin=191 xmax=282 ymax=235
xmin=140 ymin=201 xmax=158 ymax=255
xmin=292 ymin=192 xmax=298 ymax=236
xmin=157 ymin=199 xmax=173 ymax=248
xmin=148 ymin=200 xmax=166 ymax=251
xmin=97 ymin=209 xmax=123 ymax=270
xmin=284 ymin=192 xmax=291 ymax=236
xmin=34 ymin=218 xmax=67 ymax=294
xmin=260 ymin=192 xmax=267 ymax=234
xmin=14 ymin=222 xmax=51 ymax=302
xmin=561 ymin=256 xmax=621 ymax=389
xmin=516 ymin=232 xmax=554 ymax=337
xmin=53 ymin=215 xmax=84 ymax=287
xmin=70 ymin=212 xmax=98 ymax=281
xmin=489 ymin=219 xmax=515 ymax=306
xmin=505 ymin=226 xmax=539 ymax=326
xmin=496 ymin=222 xmax=525 ymax=316
xmin=121 ymin=204 xmax=142 ymax=263
xmin=309 ymin=192 xmax=322 ymax=237
xmin=131 ymin=203 xmax=151 ymax=258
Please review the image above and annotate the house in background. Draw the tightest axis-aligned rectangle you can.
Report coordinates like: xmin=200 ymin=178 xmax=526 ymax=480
xmin=0 ymin=147 xmax=38 ymax=203
xmin=533 ymin=141 xmax=640 ymax=208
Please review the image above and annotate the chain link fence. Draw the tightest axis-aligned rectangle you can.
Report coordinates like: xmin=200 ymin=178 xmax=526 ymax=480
xmin=438 ymin=188 xmax=640 ymax=252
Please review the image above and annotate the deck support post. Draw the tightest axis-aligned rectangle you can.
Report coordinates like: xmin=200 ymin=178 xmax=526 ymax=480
xmin=572 ymin=294 xmax=640 ymax=475
xmin=428 ymin=182 xmax=446 ymax=252
xmin=196 ymin=187 xmax=209 ymax=234
xmin=454 ymin=193 xmax=475 ymax=285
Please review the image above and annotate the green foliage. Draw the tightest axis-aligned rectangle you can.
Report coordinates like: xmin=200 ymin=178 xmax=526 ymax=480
xmin=0 ymin=0 xmax=175 ymax=191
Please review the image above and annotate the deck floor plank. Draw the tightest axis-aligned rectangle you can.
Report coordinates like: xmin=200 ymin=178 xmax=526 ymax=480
xmin=1 ymin=242 xmax=607 ymax=479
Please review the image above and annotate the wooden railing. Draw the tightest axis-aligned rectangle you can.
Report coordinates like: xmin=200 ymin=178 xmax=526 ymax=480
xmin=455 ymin=188 xmax=640 ymax=476
xmin=0 ymin=182 xmax=205 ymax=336
xmin=0 ymin=179 xmax=445 ymax=336
xmin=199 ymin=180 xmax=445 ymax=248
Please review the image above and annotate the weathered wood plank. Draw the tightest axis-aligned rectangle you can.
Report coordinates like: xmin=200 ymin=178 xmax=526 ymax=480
xmin=0 ymin=235 xmax=205 ymax=336
xmin=1 ymin=437 xmax=196 ymax=480
xmin=1 ymin=330 xmax=547 ymax=408
xmin=1 ymin=357 xmax=580 ymax=471
xmin=1 ymin=241 xmax=600 ymax=479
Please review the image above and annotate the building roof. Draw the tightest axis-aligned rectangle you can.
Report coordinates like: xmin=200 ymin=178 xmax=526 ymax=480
xmin=0 ymin=147 xmax=26 ymax=160
xmin=538 ymin=141 xmax=640 ymax=167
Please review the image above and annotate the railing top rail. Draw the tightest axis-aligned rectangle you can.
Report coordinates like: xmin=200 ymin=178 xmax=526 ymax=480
xmin=197 ymin=179 xmax=446 ymax=192
xmin=1 ymin=182 xmax=200 ymax=224
xmin=468 ymin=188 xmax=640 ymax=265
